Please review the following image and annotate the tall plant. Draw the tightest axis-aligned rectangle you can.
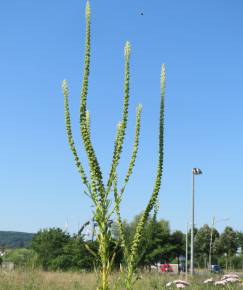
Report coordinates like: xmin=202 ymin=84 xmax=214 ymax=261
xmin=62 ymin=1 xmax=165 ymax=289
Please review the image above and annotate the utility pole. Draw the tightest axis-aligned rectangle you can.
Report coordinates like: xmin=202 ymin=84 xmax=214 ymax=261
xmin=209 ymin=216 xmax=215 ymax=271
xmin=190 ymin=168 xmax=202 ymax=276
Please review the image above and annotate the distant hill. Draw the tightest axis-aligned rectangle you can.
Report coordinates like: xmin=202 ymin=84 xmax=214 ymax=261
xmin=0 ymin=231 xmax=35 ymax=248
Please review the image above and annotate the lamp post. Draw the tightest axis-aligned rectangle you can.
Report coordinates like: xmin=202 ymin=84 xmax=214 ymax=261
xmin=191 ymin=168 xmax=202 ymax=276
xmin=208 ymin=216 xmax=215 ymax=272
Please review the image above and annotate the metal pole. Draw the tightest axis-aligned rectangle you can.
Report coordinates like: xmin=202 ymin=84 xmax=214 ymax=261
xmin=186 ymin=223 xmax=188 ymax=280
xmin=190 ymin=172 xmax=195 ymax=275
xmin=209 ymin=216 xmax=215 ymax=272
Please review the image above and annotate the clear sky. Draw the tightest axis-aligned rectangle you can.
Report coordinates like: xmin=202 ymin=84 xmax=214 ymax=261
xmin=1 ymin=0 xmax=243 ymax=234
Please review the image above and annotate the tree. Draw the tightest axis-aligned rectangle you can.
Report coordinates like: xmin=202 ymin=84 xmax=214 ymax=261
xmin=217 ymin=227 xmax=238 ymax=257
xmin=113 ymin=215 xmax=182 ymax=268
xmin=3 ymin=248 xmax=38 ymax=269
xmin=194 ymin=224 xmax=219 ymax=267
xmin=50 ymin=237 xmax=99 ymax=271
xmin=31 ymin=228 xmax=70 ymax=270
xmin=141 ymin=219 xmax=171 ymax=266
xmin=237 ymin=231 xmax=243 ymax=254
xmin=31 ymin=227 xmax=122 ymax=272
xmin=169 ymin=230 xmax=185 ymax=258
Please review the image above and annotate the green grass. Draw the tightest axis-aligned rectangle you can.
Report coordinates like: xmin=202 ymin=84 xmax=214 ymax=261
xmin=0 ymin=270 xmax=242 ymax=290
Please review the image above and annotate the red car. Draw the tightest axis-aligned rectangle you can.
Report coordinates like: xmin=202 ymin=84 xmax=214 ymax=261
xmin=160 ymin=263 xmax=173 ymax=272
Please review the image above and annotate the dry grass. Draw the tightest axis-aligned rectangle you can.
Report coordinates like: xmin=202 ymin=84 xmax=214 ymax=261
xmin=0 ymin=270 xmax=242 ymax=290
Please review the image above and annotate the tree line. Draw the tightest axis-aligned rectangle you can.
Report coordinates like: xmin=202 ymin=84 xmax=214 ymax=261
xmin=0 ymin=231 xmax=34 ymax=248
xmin=2 ymin=214 xmax=243 ymax=271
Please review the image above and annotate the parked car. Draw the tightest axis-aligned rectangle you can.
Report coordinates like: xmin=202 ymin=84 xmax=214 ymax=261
xmin=178 ymin=262 xmax=186 ymax=273
xmin=160 ymin=263 xmax=173 ymax=272
xmin=211 ymin=264 xmax=221 ymax=274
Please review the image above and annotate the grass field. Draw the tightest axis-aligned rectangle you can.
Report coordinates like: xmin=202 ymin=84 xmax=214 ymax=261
xmin=0 ymin=270 xmax=243 ymax=289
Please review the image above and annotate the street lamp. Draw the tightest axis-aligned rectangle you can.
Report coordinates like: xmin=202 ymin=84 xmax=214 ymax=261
xmin=191 ymin=168 xmax=202 ymax=276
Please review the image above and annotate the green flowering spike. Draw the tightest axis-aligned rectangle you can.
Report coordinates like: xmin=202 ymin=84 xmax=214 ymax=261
xmin=153 ymin=197 xmax=160 ymax=221
xmin=79 ymin=0 xmax=105 ymax=198
xmin=121 ymin=104 xmax=142 ymax=194
xmin=125 ymin=65 xmax=165 ymax=289
xmin=85 ymin=111 xmax=90 ymax=136
xmin=80 ymin=1 xmax=90 ymax=120
xmin=107 ymin=41 xmax=131 ymax=191
xmin=124 ymin=41 xmax=131 ymax=59
xmin=86 ymin=0 xmax=90 ymax=18
xmin=62 ymin=80 xmax=90 ymax=190
xmin=114 ymin=122 xmax=122 ymax=151
xmin=113 ymin=175 xmax=126 ymax=249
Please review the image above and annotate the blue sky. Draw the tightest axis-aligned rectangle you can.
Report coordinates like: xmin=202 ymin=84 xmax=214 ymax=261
xmin=1 ymin=0 xmax=243 ymax=234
